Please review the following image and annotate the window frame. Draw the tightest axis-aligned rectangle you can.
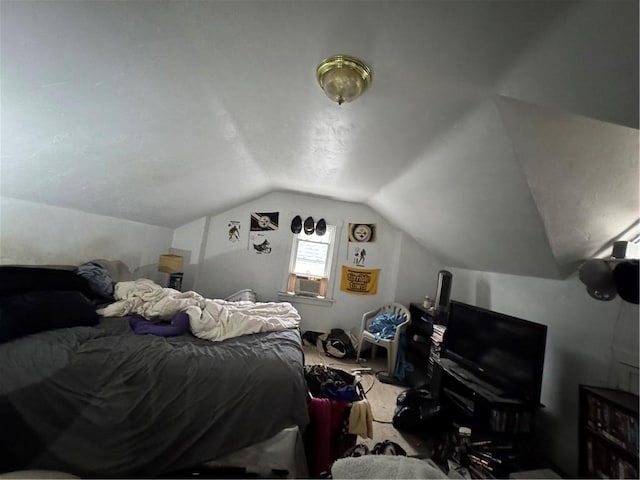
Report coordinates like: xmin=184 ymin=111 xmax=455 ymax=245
xmin=281 ymin=223 xmax=338 ymax=302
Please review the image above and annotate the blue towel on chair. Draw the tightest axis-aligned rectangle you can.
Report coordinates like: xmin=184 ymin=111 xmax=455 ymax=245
xmin=367 ymin=313 xmax=405 ymax=340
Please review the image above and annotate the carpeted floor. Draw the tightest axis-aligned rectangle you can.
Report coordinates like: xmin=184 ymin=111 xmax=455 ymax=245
xmin=302 ymin=344 xmax=434 ymax=459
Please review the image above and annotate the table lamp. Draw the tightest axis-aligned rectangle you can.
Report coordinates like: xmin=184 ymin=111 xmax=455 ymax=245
xmin=158 ymin=254 xmax=184 ymax=291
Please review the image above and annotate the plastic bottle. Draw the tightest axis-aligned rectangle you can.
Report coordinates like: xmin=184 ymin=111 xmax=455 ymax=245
xmin=423 ymin=296 xmax=432 ymax=309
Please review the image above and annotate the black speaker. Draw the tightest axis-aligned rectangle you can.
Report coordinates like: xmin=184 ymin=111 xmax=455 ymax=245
xmin=434 ymin=270 xmax=453 ymax=313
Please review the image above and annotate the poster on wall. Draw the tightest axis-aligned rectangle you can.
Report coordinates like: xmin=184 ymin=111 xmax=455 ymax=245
xmin=349 ymin=245 xmax=370 ymax=266
xmin=227 ymin=221 xmax=241 ymax=243
xmin=249 ymin=233 xmax=272 ymax=254
xmin=248 ymin=211 xmax=278 ymax=254
xmin=348 ymin=223 xmax=376 ymax=243
xmin=340 ymin=265 xmax=380 ymax=295
xmin=250 ymin=212 xmax=279 ymax=231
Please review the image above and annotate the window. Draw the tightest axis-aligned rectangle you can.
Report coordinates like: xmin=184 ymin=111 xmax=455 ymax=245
xmin=286 ymin=224 xmax=336 ymax=299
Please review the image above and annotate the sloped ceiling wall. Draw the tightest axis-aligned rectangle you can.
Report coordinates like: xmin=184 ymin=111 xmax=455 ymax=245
xmin=498 ymin=97 xmax=640 ymax=277
xmin=371 ymin=96 xmax=639 ymax=279
xmin=1 ymin=1 xmax=638 ymax=279
xmin=371 ymin=98 xmax=562 ymax=278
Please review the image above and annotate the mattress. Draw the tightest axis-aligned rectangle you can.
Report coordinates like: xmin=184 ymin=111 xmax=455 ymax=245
xmin=0 ymin=316 xmax=309 ymax=477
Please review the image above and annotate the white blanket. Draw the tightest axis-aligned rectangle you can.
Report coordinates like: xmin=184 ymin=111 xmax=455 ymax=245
xmin=331 ymin=456 xmax=448 ymax=479
xmin=97 ymin=279 xmax=300 ymax=342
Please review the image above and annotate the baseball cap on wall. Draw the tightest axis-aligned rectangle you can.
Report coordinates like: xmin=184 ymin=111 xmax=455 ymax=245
xmin=303 ymin=216 xmax=315 ymax=235
xmin=290 ymin=215 xmax=302 ymax=234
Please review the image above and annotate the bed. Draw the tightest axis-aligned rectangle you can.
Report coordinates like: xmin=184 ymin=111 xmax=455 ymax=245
xmin=0 ymin=265 xmax=310 ymax=478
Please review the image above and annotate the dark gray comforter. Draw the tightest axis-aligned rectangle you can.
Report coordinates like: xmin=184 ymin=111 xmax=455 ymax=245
xmin=0 ymin=317 xmax=309 ymax=477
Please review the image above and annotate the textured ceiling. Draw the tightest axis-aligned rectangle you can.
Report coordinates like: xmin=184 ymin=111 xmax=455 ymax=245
xmin=1 ymin=0 xmax=638 ymax=278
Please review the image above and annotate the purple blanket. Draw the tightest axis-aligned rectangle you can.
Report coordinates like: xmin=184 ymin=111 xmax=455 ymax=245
xmin=129 ymin=311 xmax=190 ymax=337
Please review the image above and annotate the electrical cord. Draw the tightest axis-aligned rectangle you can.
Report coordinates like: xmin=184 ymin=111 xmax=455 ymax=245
xmin=373 ymin=419 xmax=393 ymax=424
xmin=362 ymin=370 xmax=398 ymax=424
xmin=373 ymin=370 xmax=390 ymax=381
xmin=359 ymin=369 xmax=388 ymax=395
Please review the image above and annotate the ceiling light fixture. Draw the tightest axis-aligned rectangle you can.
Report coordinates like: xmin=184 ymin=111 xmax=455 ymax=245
xmin=316 ymin=54 xmax=372 ymax=105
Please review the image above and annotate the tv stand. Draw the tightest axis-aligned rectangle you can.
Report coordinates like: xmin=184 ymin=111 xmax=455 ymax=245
xmin=445 ymin=360 xmax=506 ymax=398
xmin=432 ymin=358 xmax=539 ymax=434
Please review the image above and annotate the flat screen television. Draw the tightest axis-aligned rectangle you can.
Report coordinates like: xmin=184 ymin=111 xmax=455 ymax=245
xmin=442 ymin=300 xmax=547 ymax=406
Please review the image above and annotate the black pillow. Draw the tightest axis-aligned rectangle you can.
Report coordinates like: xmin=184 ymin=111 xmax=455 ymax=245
xmin=0 ymin=290 xmax=99 ymax=344
xmin=0 ymin=266 xmax=97 ymax=300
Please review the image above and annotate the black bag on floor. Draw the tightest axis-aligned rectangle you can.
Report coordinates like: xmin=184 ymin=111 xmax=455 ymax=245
xmin=302 ymin=329 xmax=357 ymax=359
xmin=392 ymin=388 xmax=445 ymax=433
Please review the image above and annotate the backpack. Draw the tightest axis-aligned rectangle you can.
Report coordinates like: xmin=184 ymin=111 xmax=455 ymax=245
xmin=325 ymin=328 xmax=357 ymax=358
xmin=303 ymin=329 xmax=358 ymax=359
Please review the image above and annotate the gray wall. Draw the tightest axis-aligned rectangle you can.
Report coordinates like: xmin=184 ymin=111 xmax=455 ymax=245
xmin=172 ymin=191 xmax=444 ymax=334
xmin=447 ymin=267 xmax=639 ymax=477
xmin=0 ymin=196 xmax=173 ymax=280
xmin=394 ymin=232 xmax=445 ymax=306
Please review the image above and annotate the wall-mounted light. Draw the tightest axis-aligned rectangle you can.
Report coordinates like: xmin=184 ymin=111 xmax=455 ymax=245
xmin=316 ymin=54 xmax=372 ymax=105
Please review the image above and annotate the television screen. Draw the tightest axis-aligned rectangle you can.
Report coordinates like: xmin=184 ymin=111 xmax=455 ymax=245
xmin=442 ymin=301 xmax=547 ymax=405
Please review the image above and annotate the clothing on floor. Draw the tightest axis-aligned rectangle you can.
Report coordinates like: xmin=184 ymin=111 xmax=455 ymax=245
xmin=304 ymin=364 xmax=359 ymax=399
xmin=348 ymin=399 xmax=373 ymax=439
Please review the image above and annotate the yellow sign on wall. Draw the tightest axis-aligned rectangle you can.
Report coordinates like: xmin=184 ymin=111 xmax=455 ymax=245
xmin=340 ymin=265 xmax=380 ymax=295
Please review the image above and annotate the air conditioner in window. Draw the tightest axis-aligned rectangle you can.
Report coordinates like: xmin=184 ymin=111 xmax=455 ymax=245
xmin=288 ymin=274 xmax=325 ymax=297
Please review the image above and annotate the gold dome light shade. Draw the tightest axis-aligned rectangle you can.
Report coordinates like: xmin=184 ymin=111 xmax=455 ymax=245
xmin=316 ymin=55 xmax=372 ymax=105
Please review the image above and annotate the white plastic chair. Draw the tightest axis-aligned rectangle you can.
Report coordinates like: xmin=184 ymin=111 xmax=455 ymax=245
xmin=355 ymin=302 xmax=411 ymax=375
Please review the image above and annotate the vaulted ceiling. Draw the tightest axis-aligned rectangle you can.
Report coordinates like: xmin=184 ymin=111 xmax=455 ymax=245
xmin=2 ymin=0 xmax=638 ymax=279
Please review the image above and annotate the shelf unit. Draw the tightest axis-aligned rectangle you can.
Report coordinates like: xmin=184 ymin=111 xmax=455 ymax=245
xmin=430 ymin=357 xmax=545 ymax=477
xmin=432 ymin=358 xmax=537 ymax=435
xmin=578 ymin=385 xmax=639 ymax=479
xmin=407 ymin=303 xmax=448 ymax=388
